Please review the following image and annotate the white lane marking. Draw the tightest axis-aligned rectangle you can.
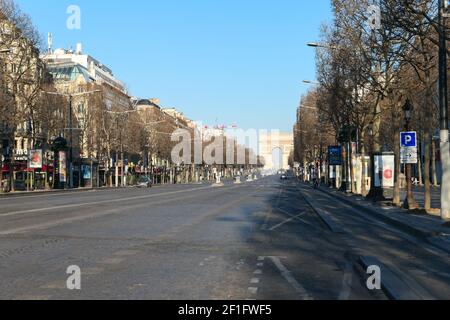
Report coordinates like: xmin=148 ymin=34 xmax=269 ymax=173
xmin=269 ymin=211 xmax=307 ymax=231
xmin=254 ymin=269 xmax=263 ymax=275
xmin=250 ymin=278 xmax=260 ymax=284
xmin=0 ymin=185 xmax=247 ymax=235
xmin=0 ymin=186 xmax=214 ymax=218
xmin=274 ymin=207 xmax=319 ymax=230
xmin=0 ymin=208 xmax=123 ymax=235
xmin=248 ymin=287 xmax=258 ymax=295
xmin=338 ymin=262 xmax=353 ymax=300
xmin=257 ymin=263 xmax=264 ymax=267
xmin=268 ymin=256 xmax=313 ymax=300
xmin=261 ymin=188 xmax=283 ymax=230
xmin=0 ymin=189 xmax=103 ymax=201
xmin=257 ymin=256 xmax=265 ymax=261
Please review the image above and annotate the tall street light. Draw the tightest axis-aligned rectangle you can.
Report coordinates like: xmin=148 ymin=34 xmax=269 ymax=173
xmin=302 ymin=80 xmax=320 ymax=85
xmin=44 ymin=90 xmax=101 ymax=189
xmin=0 ymin=48 xmax=11 ymax=192
xmin=106 ymin=109 xmax=138 ymax=188
xmin=402 ymin=99 xmax=419 ymax=210
xmin=438 ymin=0 xmax=450 ymax=221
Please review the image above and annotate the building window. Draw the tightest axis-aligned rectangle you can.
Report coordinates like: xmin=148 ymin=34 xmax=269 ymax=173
xmin=78 ymin=103 xmax=84 ymax=114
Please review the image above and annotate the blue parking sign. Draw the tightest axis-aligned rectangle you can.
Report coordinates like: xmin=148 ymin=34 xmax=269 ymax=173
xmin=400 ymin=132 xmax=417 ymax=148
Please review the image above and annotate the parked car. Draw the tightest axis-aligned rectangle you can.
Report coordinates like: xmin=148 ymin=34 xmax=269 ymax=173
xmin=136 ymin=176 xmax=152 ymax=188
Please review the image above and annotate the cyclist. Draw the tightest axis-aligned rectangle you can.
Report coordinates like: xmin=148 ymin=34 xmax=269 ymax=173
xmin=311 ymin=166 xmax=319 ymax=189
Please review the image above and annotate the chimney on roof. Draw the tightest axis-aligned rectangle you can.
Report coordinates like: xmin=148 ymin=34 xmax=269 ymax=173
xmin=47 ymin=32 xmax=53 ymax=54
xmin=76 ymin=43 xmax=82 ymax=55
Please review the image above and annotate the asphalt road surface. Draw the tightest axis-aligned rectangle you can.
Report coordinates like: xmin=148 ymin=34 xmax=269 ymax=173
xmin=0 ymin=176 xmax=449 ymax=300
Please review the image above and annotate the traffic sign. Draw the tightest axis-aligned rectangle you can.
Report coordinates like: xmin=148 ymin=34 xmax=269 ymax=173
xmin=400 ymin=132 xmax=418 ymax=164
xmin=328 ymin=146 xmax=342 ymax=166
xmin=401 ymin=147 xmax=418 ymax=164
xmin=400 ymin=132 xmax=417 ymax=148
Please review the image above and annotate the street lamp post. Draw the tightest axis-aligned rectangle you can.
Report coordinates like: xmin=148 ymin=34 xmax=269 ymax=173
xmin=43 ymin=90 xmax=101 ymax=189
xmin=0 ymin=48 xmax=12 ymax=192
xmin=403 ymin=99 xmax=419 ymax=210
xmin=438 ymin=0 xmax=450 ymax=221
xmin=68 ymin=95 xmax=74 ymax=189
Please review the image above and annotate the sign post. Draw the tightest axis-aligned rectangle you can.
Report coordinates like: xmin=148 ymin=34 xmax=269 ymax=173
xmin=400 ymin=132 xmax=418 ymax=164
xmin=328 ymin=146 xmax=342 ymax=188
xmin=400 ymin=131 xmax=419 ymax=210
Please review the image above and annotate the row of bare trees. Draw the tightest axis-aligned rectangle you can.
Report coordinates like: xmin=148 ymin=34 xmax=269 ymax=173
xmin=1 ymin=0 xmax=263 ymax=190
xmin=296 ymin=0 xmax=448 ymax=210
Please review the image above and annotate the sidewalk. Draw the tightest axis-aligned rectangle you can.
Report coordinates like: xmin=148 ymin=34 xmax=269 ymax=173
xmin=0 ymin=180 xmax=218 ymax=198
xmin=405 ymin=186 xmax=441 ymax=210
xmin=315 ymin=184 xmax=450 ymax=254
xmin=0 ymin=186 xmax=123 ymax=197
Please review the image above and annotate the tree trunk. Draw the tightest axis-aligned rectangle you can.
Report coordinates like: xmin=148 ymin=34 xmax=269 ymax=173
xmin=417 ymin=139 xmax=423 ymax=186
xmin=424 ymin=132 xmax=431 ymax=210
xmin=393 ymin=130 xmax=401 ymax=206
xmin=361 ymin=131 xmax=367 ymax=196
xmin=432 ymin=138 xmax=438 ymax=187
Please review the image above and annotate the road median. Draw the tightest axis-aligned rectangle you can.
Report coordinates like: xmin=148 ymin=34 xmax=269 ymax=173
xmin=314 ymin=184 xmax=450 ymax=254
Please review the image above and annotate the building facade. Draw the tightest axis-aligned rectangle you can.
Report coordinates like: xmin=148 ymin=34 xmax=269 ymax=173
xmin=41 ymin=43 xmax=132 ymax=188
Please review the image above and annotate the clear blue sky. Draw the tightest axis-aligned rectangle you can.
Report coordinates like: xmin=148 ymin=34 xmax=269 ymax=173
xmin=16 ymin=0 xmax=332 ymax=132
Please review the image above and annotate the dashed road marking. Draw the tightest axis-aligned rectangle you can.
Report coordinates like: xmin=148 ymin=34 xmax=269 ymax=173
xmin=254 ymin=269 xmax=263 ymax=275
xmin=250 ymin=278 xmax=260 ymax=284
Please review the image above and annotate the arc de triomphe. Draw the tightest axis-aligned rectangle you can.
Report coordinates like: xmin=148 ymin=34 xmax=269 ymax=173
xmin=258 ymin=131 xmax=294 ymax=170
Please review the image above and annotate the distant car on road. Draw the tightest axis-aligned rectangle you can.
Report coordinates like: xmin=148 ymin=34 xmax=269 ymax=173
xmin=136 ymin=176 xmax=152 ymax=188
xmin=280 ymin=174 xmax=288 ymax=180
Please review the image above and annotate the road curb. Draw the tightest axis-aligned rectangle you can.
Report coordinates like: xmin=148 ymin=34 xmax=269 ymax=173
xmin=317 ymin=187 xmax=432 ymax=239
xmin=0 ymin=187 xmax=110 ymax=197
xmin=316 ymin=186 xmax=450 ymax=255
xmin=358 ymin=256 xmax=418 ymax=300
xmin=0 ymin=185 xmax=171 ymax=198
xmin=300 ymin=189 xmax=345 ymax=233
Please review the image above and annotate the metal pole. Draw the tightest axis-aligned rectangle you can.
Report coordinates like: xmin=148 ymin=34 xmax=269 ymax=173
xmin=404 ymin=117 xmax=419 ymax=210
xmin=69 ymin=95 xmax=74 ymax=189
xmin=438 ymin=0 xmax=450 ymax=220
